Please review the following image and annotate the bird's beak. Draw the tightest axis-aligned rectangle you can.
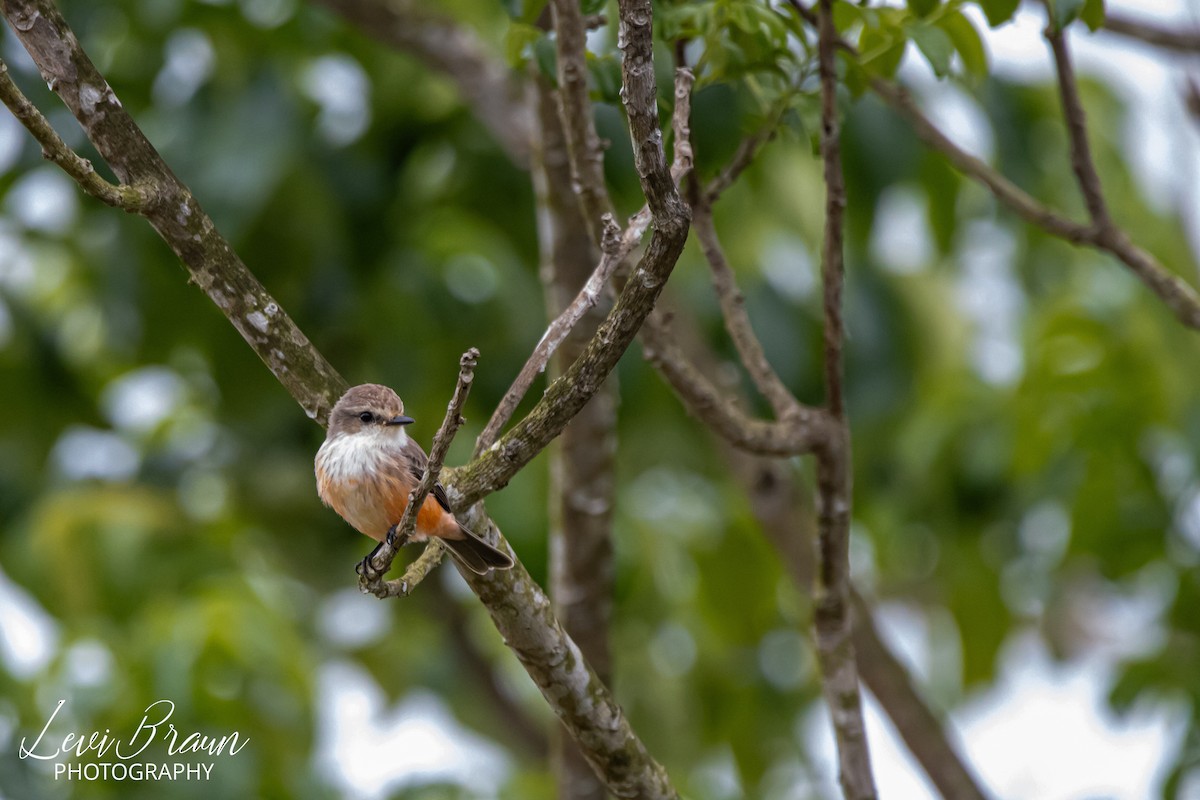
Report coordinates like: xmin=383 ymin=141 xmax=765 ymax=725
xmin=385 ymin=415 xmax=415 ymax=426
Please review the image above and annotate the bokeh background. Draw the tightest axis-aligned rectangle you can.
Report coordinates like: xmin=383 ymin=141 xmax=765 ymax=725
xmin=1 ymin=0 xmax=1200 ymax=797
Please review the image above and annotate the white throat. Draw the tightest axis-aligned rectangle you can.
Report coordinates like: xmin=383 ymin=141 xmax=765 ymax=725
xmin=316 ymin=426 xmax=409 ymax=482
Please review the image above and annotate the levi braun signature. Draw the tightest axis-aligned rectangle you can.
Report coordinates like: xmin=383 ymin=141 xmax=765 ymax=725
xmin=19 ymin=699 xmax=248 ymax=782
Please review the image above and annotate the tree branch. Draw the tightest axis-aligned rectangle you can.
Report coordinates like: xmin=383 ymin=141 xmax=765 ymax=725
xmin=428 ymin=578 xmax=551 ymax=761
xmin=475 ymin=214 xmax=620 ymax=455
xmin=865 ymin=77 xmax=1200 ymax=329
xmin=2 ymin=0 xmax=348 ymax=424
xmin=724 ymin=448 xmax=991 ymax=800
xmin=477 ymin=64 xmax=697 ymax=455
xmin=702 ymin=96 xmax=793 ymax=206
xmin=313 ymin=0 xmax=533 ymax=166
xmin=1103 ymin=12 xmax=1200 ymax=53
xmin=814 ymin=1 xmax=877 ymax=797
xmin=358 ymin=348 xmax=479 ymax=598
xmin=693 ymin=206 xmax=800 ymax=421
xmin=1044 ymin=13 xmax=1111 ymax=229
xmin=448 ymin=0 xmax=690 ymax=507
xmin=550 ymin=0 xmax=618 ymax=245
xmin=641 ymin=316 xmax=830 ymax=454
xmin=0 ymin=61 xmax=152 ymax=210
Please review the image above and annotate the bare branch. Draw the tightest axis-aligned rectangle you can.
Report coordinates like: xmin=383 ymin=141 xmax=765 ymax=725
xmin=551 ymin=0 xmax=617 ymax=244
xmin=724 ymin=448 xmax=991 ymax=800
xmin=1104 ymin=12 xmax=1200 ymax=53
xmin=703 ymin=124 xmax=776 ymax=205
xmin=814 ymin=1 xmax=877 ymax=797
xmin=1 ymin=0 xmax=347 ymax=423
xmin=477 ymin=66 xmax=696 ymax=455
xmin=670 ymin=67 xmax=695 ymax=184
xmin=641 ymin=313 xmax=829 ymax=454
xmin=359 ymin=349 xmax=479 ymax=598
xmin=866 ymin=78 xmax=1091 ymax=240
xmin=693 ymin=208 xmax=800 ymax=420
xmin=475 ymin=215 xmax=621 ymax=455
xmin=313 ymin=0 xmax=533 ymax=166
xmin=0 ymin=61 xmax=152 ymax=210
xmin=849 ymin=594 xmax=991 ymax=800
xmin=427 ymin=578 xmax=550 ymax=760
xmin=1044 ymin=13 xmax=1112 ymax=228
xmin=449 ymin=0 xmax=690 ymax=507
xmin=866 ymin=79 xmax=1200 ymax=329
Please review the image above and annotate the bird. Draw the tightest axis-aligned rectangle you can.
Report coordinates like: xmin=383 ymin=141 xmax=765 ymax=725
xmin=314 ymin=383 xmax=514 ymax=575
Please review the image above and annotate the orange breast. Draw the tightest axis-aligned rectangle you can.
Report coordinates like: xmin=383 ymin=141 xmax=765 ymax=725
xmin=319 ymin=464 xmax=453 ymax=542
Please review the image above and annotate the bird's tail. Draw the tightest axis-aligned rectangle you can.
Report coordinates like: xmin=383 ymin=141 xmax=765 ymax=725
xmin=441 ymin=524 xmax=515 ymax=575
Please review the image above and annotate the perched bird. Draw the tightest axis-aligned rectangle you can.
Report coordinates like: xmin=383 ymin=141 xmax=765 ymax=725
xmin=315 ymin=383 xmax=513 ymax=575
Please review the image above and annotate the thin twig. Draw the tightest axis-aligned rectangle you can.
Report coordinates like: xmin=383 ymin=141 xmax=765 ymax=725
xmin=1044 ymin=11 xmax=1112 ymax=229
xmin=1104 ymin=12 xmax=1200 ymax=53
xmin=0 ymin=61 xmax=152 ymax=210
xmin=360 ymin=348 xmax=479 ymax=598
xmin=671 ymin=67 xmax=695 ymax=184
xmin=693 ymin=207 xmax=800 ymax=420
xmin=703 ymin=125 xmax=776 ymax=205
xmin=551 ymin=0 xmax=617 ymax=245
xmin=640 ymin=312 xmax=829 ymax=453
xmin=475 ymin=216 xmax=621 ymax=455
xmin=448 ymin=0 xmax=690 ymax=507
xmin=813 ymin=1 xmax=877 ymax=798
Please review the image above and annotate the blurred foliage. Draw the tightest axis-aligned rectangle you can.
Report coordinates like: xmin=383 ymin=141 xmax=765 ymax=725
xmin=0 ymin=0 xmax=1198 ymax=798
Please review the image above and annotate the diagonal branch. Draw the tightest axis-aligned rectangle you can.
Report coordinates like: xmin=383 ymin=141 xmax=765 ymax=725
xmin=477 ymin=66 xmax=696 ymax=455
xmin=0 ymin=61 xmax=152 ymax=210
xmin=475 ymin=214 xmax=620 ymax=455
xmin=693 ymin=206 xmax=801 ymax=420
xmin=2 ymin=0 xmax=348 ymax=423
xmin=448 ymin=0 xmax=690 ymax=507
xmin=868 ymin=74 xmax=1200 ymax=328
xmin=313 ymin=0 xmax=533 ymax=166
xmin=1103 ymin=12 xmax=1200 ymax=53
xmin=358 ymin=348 xmax=479 ymax=598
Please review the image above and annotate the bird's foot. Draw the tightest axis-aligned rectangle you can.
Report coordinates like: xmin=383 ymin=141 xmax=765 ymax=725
xmin=356 ymin=526 xmax=411 ymax=584
xmin=385 ymin=523 xmax=410 ymax=550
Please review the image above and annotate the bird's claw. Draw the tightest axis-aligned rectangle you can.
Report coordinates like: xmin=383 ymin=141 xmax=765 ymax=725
xmin=356 ymin=526 xmax=410 ymax=584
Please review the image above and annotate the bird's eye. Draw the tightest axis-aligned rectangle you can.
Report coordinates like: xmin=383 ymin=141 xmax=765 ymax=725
xmin=358 ymin=411 xmax=374 ymax=424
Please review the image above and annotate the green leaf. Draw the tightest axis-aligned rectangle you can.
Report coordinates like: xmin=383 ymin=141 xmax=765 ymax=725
xmin=1049 ymin=0 xmax=1086 ymax=30
xmin=503 ymin=23 xmax=542 ymax=69
xmin=533 ymin=34 xmax=557 ymax=81
xmin=1080 ymin=0 xmax=1106 ymax=30
xmin=842 ymin=55 xmax=869 ymax=98
xmin=979 ymin=0 xmax=1020 ymax=27
xmin=832 ymin=1 xmax=863 ymax=33
xmin=859 ymin=26 xmax=905 ymax=79
xmin=910 ymin=24 xmax=955 ymax=78
xmin=908 ymin=0 xmax=940 ymax=18
xmin=937 ymin=10 xmax=989 ymax=78
xmin=587 ymin=54 xmax=623 ymax=104
xmin=581 ymin=0 xmax=606 ymax=15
